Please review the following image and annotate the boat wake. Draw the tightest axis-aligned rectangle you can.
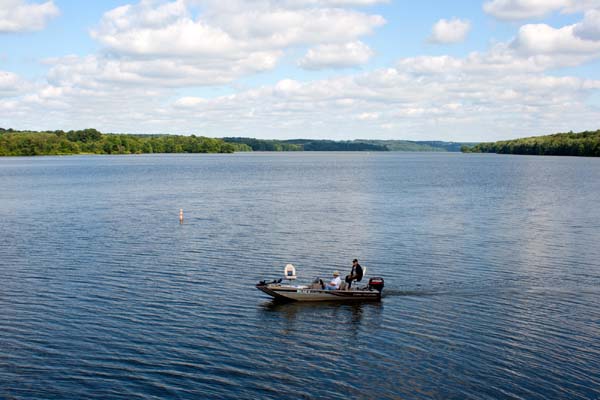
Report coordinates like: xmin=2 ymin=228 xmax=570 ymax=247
xmin=381 ymin=277 xmax=537 ymax=298
xmin=382 ymin=274 xmax=600 ymax=298
xmin=382 ymin=289 xmax=438 ymax=297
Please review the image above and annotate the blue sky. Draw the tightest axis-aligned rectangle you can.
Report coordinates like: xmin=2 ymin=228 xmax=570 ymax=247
xmin=1 ymin=0 xmax=599 ymax=141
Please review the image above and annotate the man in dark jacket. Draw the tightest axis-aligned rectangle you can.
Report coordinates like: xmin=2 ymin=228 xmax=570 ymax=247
xmin=345 ymin=259 xmax=363 ymax=289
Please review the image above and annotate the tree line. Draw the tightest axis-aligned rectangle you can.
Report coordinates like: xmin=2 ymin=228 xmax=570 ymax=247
xmin=461 ymin=129 xmax=600 ymax=157
xmin=0 ymin=128 xmax=246 ymax=156
xmin=0 ymin=127 xmax=477 ymax=156
xmin=223 ymin=137 xmax=389 ymax=151
xmin=223 ymin=137 xmax=303 ymax=151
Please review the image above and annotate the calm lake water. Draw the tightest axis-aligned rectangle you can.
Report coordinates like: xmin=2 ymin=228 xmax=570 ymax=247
xmin=1 ymin=152 xmax=599 ymax=399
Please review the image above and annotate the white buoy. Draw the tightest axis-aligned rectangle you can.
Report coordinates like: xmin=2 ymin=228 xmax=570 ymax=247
xmin=179 ymin=208 xmax=184 ymax=224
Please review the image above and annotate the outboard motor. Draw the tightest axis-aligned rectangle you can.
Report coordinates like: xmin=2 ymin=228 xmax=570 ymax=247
xmin=368 ymin=277 xmax=385 ymax=293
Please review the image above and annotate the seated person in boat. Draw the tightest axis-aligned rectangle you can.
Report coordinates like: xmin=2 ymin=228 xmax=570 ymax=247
xmin=324 ymin=271 xmax=342 ymax=290
xmin=345 ymin=259 xmax=363 ymax=289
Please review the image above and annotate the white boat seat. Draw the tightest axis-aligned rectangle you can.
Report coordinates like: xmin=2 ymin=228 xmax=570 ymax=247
xmin=284 ymin=263 xmax=297 ymax=281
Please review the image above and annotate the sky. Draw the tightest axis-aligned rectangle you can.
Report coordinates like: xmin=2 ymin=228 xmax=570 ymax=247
xmin=1 ymin=0 xmax=600 ymax=141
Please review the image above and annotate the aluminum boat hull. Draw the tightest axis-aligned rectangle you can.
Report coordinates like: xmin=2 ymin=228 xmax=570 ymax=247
xmin=256 ymin=283 xmax=382 ymax=302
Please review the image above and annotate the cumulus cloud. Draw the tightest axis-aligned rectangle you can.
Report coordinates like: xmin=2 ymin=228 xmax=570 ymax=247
xmin=194 ymin=0 xmax=388 ymax=12
xmin=0 ymin=0 xmax=59 ymax=33
xmin=422 ymin=6 xmax=595 ymax=73
xmin=483 ymin=0 xmax=600 ymax=20
xmin=6 ymin=51 xmax=600 ymax=140
xmin=92 ymin=2 xmax=385 ymax=56
xmin=513 ymin=23 xmax=600 ymax=55
xmin=83 ymin=0 xmax=385 ymax=86
xmin=508 ymin=19 xmax=600 ymax=70
xmin=356 ymin=112 xmax=380 ymax=120
xmin=91 ymin=2 xmax=234 ymax=57
xmin=44 ymin=53 xmax=280 ymax=89
xmin=287 ymin=0 xmax=387 ymax=5
xmin=4 ymin=0 xmax=600 ymax=140
xmin=298 ymin=41 xmax=374 ymax=69
xmin=159 ymin=64 xmax=600 ymax=140
xmin=483 ymin=0 xmax=567 ymax=20
xmin=0 ymin=70 xmax=31 ymax=96
xmin=15 ymin=11 xmax=600 ymax=139
xmin=17 ymin=41 xmax=600 ymax=139
xmin=428 ymin=18 xmax=471 ymax=44
xmin=574 ymin=9 xmax=600 ymax=40
xmin=560 ymin=0 xmax=600 ymax=13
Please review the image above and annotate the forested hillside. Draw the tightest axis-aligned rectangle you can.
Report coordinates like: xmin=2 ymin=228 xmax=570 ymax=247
xmin=461 ymin=130 xmax=600 ymax=157
xmin=0 ymin=128 xmax=243 ymax=156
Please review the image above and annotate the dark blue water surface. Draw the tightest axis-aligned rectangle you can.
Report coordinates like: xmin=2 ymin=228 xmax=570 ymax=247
xmin=1 ymin=152 xmax=599 ymax=399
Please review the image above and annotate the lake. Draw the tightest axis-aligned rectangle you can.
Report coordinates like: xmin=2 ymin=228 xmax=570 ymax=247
xmin=1 ymin=152 xmax=599 ymax=399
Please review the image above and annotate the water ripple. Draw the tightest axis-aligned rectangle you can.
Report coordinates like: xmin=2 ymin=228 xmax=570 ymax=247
xmin=1 ymin=153 xmax=599 ymax=399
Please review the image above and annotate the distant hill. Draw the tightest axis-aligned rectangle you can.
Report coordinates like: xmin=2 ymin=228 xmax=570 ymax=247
xmin=355 ymin=139 xmax=474 ymax=152
xmin=221 ymin=137 xmax=302 ymax=151
xmin=352 ymin=139 xmax=440 ymax=151
xmin=224 ymin=137 xmax=475 ymax=152
xmin=415 ymin=141 xmax=477 ymax=152
xmin=461 ymin=129 xmax=600 ymax=157
xmin=224 ymin=138 xmax=389 ymax=151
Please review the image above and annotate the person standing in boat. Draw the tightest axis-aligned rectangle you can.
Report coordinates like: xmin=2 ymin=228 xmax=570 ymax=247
xmin=345 ymin=259 xmax=363 ymax=289
xmin=324 ymin=271 xmax=342 ymax=290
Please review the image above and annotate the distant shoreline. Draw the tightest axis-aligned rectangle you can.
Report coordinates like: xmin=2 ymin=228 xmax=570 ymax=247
xmin=461 ymin=129 xmax=600 ymax=157
xmin=0 ymin=128 xmax=471 ymax=157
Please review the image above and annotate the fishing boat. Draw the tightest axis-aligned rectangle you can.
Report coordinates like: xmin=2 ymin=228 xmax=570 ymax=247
xmin=256 ymin=264 xmax=384 ymax=302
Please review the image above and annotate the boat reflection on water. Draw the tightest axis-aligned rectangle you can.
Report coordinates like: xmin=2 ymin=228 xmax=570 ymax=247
xmin=258 ymin=300 xmax=384 ymax=338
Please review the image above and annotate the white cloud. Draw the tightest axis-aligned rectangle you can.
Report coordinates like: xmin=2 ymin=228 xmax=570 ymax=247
xmin=174 ymin=96 xmax=207 ymax=107
xmin=483 ymin=0 xmax=565 ymax=20
xmin=428 ymin=18 xmax=471 ymax=44
xmin=0 ymin=0 xmax=59 ymax=33
xmin=513 ymin=23 xmax=600 ymax=55
xmin=91 ymin=2 xmax=235 ymax=57
xmin=274 ymin=78 xmax=303 ymax=94
xmin=286 ymin=0 xmax=388 ymax=5
xmin=483 ymin=0 xmax=564 ymax=20
xmin=206 ymin=8 xmax=384 ymax=46
xmin=194 ymin=0 xmax=388 ymax=12
xmin=3 ymin=0 xmax=600 ymax=141
xmin=16 ymin=17 xmax=600 ymax=139
xmin=159 ymin=66 xmax=600 ymax=140
xmin=396 ymin=45 xmax=559 ymax=76
xmin=45 ymin=52 xmax=280 ymax=88
xmin=0 ymin=71 xmax=20 ymax=93
xmin=559 ymin=0 xmax=600 ymax=13
xmin=84 ymin=0 xmax=385 ymax=86
xmin=483 ymin=0 xmax=600 ymax=20
xmin=356 ymin=112 xmax=379 ymax=120
xmin=5 ymin=50 xmax=600 ymax=140
xmin=574 ymin=9 xmax=600 ymax=40
xmin=0 ymin=70 xmax=30 ymax=96
xmin=298 ymin=41 xmax=374 ymax=69
xmin=92 ymin=1 xmax=385 ymax=56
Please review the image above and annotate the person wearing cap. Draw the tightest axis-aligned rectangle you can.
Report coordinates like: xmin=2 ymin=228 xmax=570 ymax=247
xmin=345 ymin=259 xmax=363 ymax=289
xmin=324 ymin=271 xmax=342 ymax=290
